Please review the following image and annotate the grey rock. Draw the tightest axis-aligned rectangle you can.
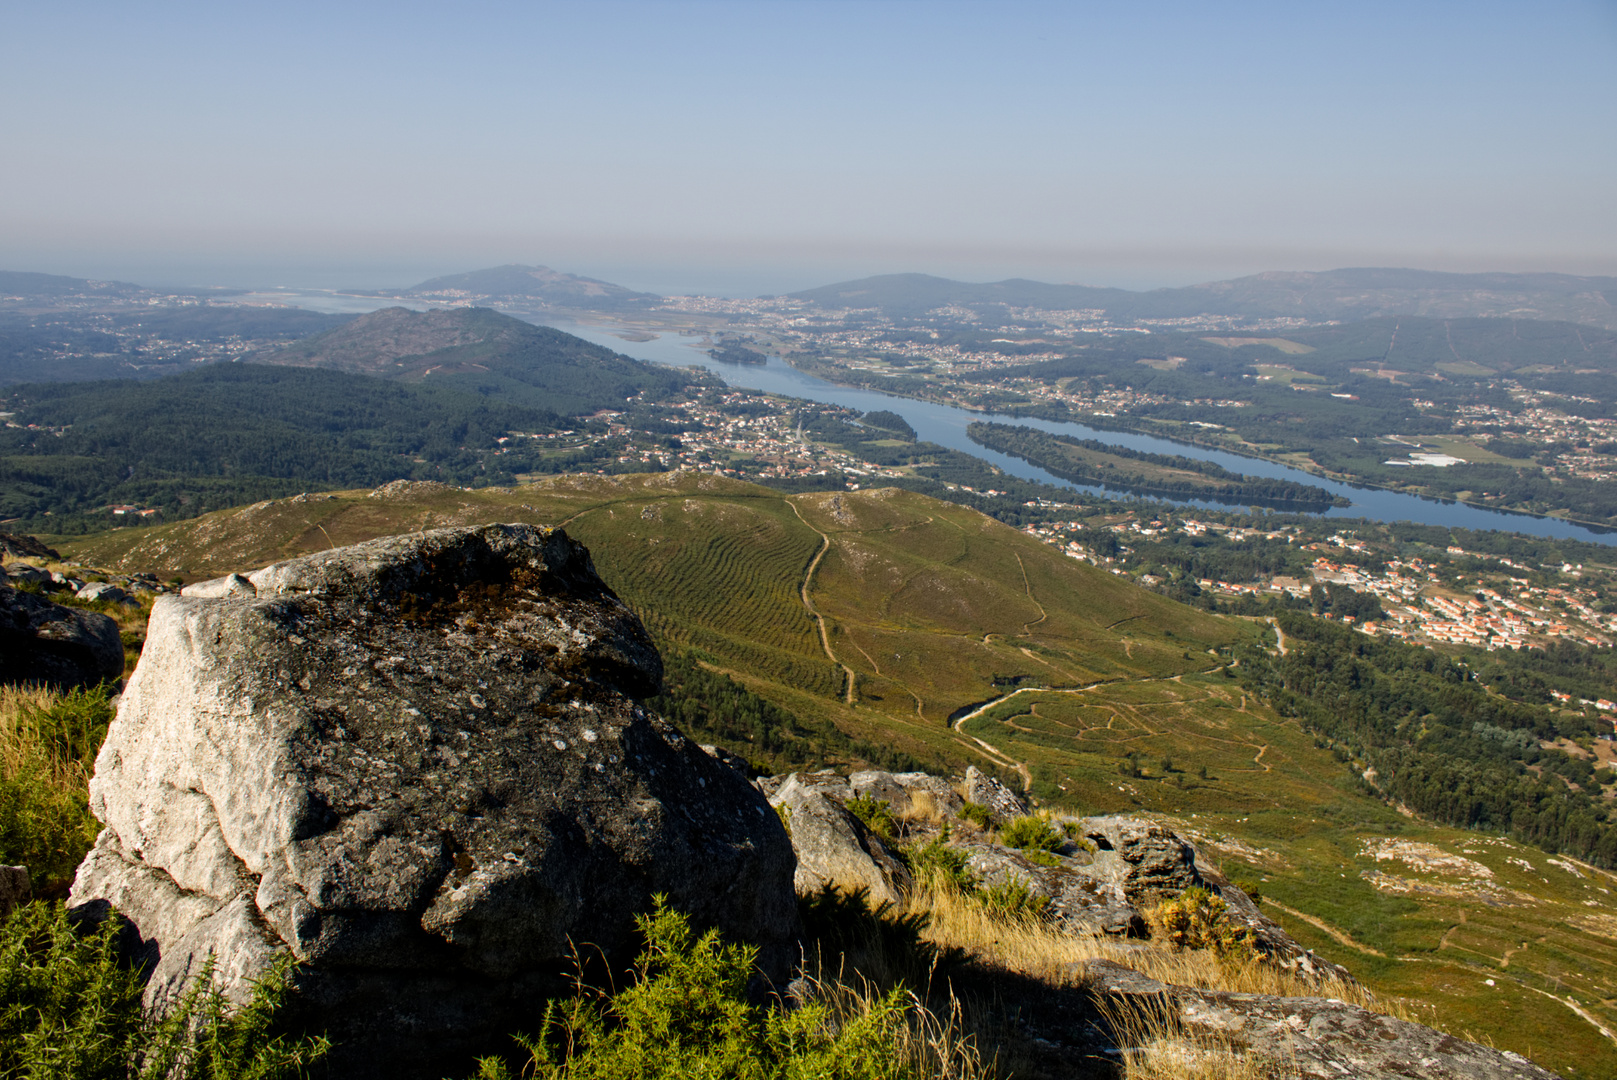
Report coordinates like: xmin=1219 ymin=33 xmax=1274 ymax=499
xmin=180 ymin=572 xmax=256 ymax=598
xmin=769 ymin=773 xmax=910 ymax=905
xmin=0 ymin=532 xmax=59 ymax=561
xmin=71 ymin=523 xmax=798 ymax=1080
xmin=76 ymin=582 xmax=134 ymax=605
xmin=963 ymin=765 xmax=1027 ymax=821
xmin=4 ymin=563 xmax=50 ymax=586
xmin=0 ymin=866 xmax=30 ymax=917
xmin=1082 ymin=815 xmax=1203 ymax=899
xmin=1088 ymin=959 xmax=1560 ymax=1079
xmin=0 ymin=581 xmax=125 ymax=690
xmin=848 ymin=770 xmax=964 ymax=818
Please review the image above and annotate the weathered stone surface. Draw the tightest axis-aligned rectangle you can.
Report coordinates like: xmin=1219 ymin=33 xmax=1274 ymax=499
xmin=181 ymin=572 xmax=256 ymax=598
xmin=0 ymin=866 xmax=30 ymax=917
xmin=71 ymin=524 xmax=798 ymax=1080
xmin=849 ymin=769 xmax=963 ymax=817
xmin=1088 ymin=959 xmax=1561 ymax=1079
xmin=769 ymin=773 xmax=910 ymax=905
xmin=1081 ymin=816 xmax=1203 ymax=899
xmin=0 ymin=581 xmax=125 ymax=690
xmin=76 ymin=582 xmax=134 ymax=605
xmin=963 ymin=764 xmax=1027 ymax=821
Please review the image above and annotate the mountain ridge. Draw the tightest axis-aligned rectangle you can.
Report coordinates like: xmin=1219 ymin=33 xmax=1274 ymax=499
xmin=786 ymin=267 xmax=1617 ymax=329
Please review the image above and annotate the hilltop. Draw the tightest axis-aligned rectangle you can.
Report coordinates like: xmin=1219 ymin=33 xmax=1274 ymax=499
xmin=251 ymin=305 xmax=688 ymax=413
xmin=370 ymin=263 xmax=660 ymax=311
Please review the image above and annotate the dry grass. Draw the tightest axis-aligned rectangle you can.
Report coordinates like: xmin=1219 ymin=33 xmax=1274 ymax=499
xmin=0 ymin=684 xmax=110 ymax=893
xmin=903 ymin=875 xmax=1412 ymax=1016
xmin=898 ymin=790 xmax=947 ymax=830
xmin=1103 ymin=1007 xmax=1290 ymax=1080
xmin=0 ymin=686 xmax=60 ymax=776
xmin=797 ymin=966 xmax=994 ymax=1080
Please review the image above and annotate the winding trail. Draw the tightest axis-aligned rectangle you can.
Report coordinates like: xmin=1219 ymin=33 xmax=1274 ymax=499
xmin=1263 ymin=899 xmax=1386 ymax=957
xmin=1267 ymin=617 xmax=1289 ymax=656
xmin=787 ymin=498 xmax=859 ymax=706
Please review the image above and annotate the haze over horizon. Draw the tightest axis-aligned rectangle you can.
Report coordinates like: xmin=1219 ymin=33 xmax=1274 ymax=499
xmin=2 ymin=1 xmax=1614 ymax=297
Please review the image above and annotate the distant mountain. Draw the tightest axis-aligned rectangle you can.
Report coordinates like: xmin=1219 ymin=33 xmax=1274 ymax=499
xmin=0 ymin=270 xmax=148 ymax=299
xmin=0 ymin=270 xmax=242 ymax=304
xmin=253 ymin=305 xmax=688 ymax=414
xmin=373 ymin=264 xmax=660 ymax=311
xmin=789 ymin=268 xmax=1617 ymax=329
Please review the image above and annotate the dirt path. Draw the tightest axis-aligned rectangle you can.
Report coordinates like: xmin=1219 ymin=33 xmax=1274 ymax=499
xmin=787 ymin=499 xmax=859 ymax=706
xmin=1264 ymin=899 xmax=1386 ymax=957
xmin=1267 ymin=617 xmax=1289 ymax=656
xmin=1015 ymin=553 xmax=1048 ymax=636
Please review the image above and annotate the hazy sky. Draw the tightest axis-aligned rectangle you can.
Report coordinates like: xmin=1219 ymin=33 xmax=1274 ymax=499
xmin=3 ymin=1 xmax=1615 ymax=294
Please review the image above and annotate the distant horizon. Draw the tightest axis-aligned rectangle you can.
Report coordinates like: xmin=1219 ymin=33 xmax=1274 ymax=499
xmin=8 ymin=254 xmax=1617 ymax=303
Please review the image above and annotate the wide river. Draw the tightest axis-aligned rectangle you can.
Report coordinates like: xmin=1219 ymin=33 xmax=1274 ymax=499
xmin=559 ymin=325 xmax=1617 ymax=547
xmin=241 ymin=291 xmax=1617 ymax=547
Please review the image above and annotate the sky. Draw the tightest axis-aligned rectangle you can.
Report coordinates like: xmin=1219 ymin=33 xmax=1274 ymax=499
xmin=2 ymin=0 xmax=1615 ymax=295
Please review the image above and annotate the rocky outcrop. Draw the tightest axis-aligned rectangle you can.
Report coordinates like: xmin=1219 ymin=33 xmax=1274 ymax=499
xmin=962 ymin=764 xmax=1026 ymax=821
xmin=782 ymin=769 xmax=1350 ymax=979
xmin=71 ymin=524 xmax=798 ymax=1080
xmin=0 ymin=532 xmax=59 ymax=561
xmin=0 ymin=580 xmax=125 ymax=690
xmin=768 ymin=773 xmax=910 ymax=906
xmin=1088 ymin=960 xmax=1559 ymax=1080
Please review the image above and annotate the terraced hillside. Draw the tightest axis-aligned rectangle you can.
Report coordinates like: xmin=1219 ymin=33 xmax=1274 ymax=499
xmin=49 ymin=472 xmax=1617 ymax=1076
xmin=59 ymin=472 xmax=1236 ymax=771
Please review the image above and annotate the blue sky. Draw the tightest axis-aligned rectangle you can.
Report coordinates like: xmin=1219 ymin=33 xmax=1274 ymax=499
xmin=2 ymin=1 xmax=1614 ymax=294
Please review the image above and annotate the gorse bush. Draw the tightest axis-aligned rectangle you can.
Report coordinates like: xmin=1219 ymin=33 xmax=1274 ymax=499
xmin=0 ymin=901 xmax=328 ymax=1079
xmin=844 ymin=796 xmax=898 ymax=843
xmin=0 ymin=685 xmax=113 ymax=892
xmin=467 ymin=897 xmax=982 ymax=1080
xmin=995 ymin=816 xmax=1062 ymax=854
xmin=1145 ymin=887 xmax=1256 ymax=960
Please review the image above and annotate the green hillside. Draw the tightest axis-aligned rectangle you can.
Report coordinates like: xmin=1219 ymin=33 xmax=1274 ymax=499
xmin=257 ymin=305 xmax=685 ymax=414
xmin=42 ymin=473 xmax=1617 ymax=1074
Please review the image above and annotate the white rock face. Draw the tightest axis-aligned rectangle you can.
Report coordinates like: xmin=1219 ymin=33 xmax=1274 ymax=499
xmin=72 ymin=524 xmax=797 ymax=1080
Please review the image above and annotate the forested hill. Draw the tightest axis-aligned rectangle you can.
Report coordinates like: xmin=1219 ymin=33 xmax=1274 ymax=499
xmin=0 ymin=365 xmax=565 ymax=533
xmin=372 ymin=264 xmax=660 ymax=310
xmin=255 ymin=305 xmax=690 ymax=415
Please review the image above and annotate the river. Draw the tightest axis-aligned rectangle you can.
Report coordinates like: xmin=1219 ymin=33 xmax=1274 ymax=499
xmin=554 ymin=323 xmax=1617 ymax=547
xmin=237 ymin=290 xmax=1617 ymax=546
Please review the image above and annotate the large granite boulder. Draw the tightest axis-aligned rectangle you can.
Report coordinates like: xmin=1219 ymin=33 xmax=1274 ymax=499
xmin=71 ymin=524 xmax=798 ymax=1079
xmin=0 ymin=580 xmax=125 ymax=690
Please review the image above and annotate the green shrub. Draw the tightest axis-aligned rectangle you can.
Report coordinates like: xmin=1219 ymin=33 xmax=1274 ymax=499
xmin=957 ymin=803 xmax=992 ymax=830
xmin=979 ymin=881 xmax=1050 ymax=920
xmin=468 ymin=896 xmax=953 ymax=1080
xmin=843 ymin=796 xmax=896 ymax=842
xmin=0 ymin=686 xmax=115 ymax=892
xmin=907 ymin=838 xmax=977 ymax=894
xmin=0 ymin=901 xmax=328 ymax=1079
xmin=996 ymin=816 xmax=1062 ymax=854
